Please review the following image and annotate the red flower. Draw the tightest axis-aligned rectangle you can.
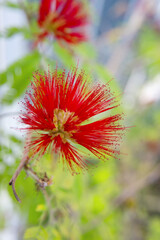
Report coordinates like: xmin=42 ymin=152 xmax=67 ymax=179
xmin=20 ymin=67 xmax=124 ymax=173
xmin=37 ymin=0 xmax=89 ymax=44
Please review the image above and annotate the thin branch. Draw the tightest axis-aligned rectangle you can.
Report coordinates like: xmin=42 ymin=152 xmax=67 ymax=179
xmin=9 ymin=156 xmax=29 ymax=202
xmin=9 ymin=159 xmax=53 ymax=202
xmin=17 ymin=0 xmax=33 ymax=24
xmin=24 ymin=165 xmax=53 ymax=188
xmin=25 ymin=167 xmax=54 ymax=224
xmin=41 ymin=188 xmax=55 ymax=225
xmin=9 ymin=132 xmax=31 ymax=202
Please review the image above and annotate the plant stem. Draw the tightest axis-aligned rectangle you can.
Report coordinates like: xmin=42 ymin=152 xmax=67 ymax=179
xmin=9 ymin=155 xmax=29 ymax=202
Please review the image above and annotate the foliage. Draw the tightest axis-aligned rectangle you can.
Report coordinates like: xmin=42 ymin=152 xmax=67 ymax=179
xmin=0 ymin=1 xmax=160 ymax=240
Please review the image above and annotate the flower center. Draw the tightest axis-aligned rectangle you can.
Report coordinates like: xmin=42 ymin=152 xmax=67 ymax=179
xmin=48 ymin=109 xmax=77 ymax=143
xmin=42 ymin=13 xmax=66 ymax=34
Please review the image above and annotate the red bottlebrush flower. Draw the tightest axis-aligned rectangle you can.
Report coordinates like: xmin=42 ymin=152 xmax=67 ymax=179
xmin=20 ymin=67 xmax=124 ymax=173
xmin=37 ymin=0 xmax=89 ymax=44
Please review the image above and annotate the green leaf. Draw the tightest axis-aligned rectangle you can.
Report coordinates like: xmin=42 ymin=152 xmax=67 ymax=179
xmin=75 ymin=43 xmax=97 ymax=59
xmin=5 ymin=27 xmax=26 ymax=38
xmin=0 ymin=51 xmax=40 ymax=104
xmin=94 ymin=64 xmax=112 ymax=80
xmin=93 ymin=64 xmax=123 ymax=115
xmin=0 ymin=25 xmax=38 ymax=40
xmin=138 ymin=27 xmax=160 ymax=76
xmin=147 ymin=218 xmax=160 ymax=240
xmin=5 ymin=1 xmax=20 ymax=9
xmin=24 ymin=226 xmax=40 ymax=239
xmin=24 ymin=226 xmax=49 ymax=240
xmin=73 ymin=174 xmax=83 ymax=200
xmin=53 ymin=42 xmax=75 ymax=67
xmin=37 ymin=228 xmax=48 ymax=240
xmin=35 ymin=204 xmax=46 ymax=212
xmin=94 ymin=63 xmax=121 ymax=93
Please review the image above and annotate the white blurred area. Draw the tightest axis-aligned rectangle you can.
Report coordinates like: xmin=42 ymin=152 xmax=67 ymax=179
xmin=139 ymin=75 xmax=160 ymax=106
xmin=0 ymin=1 xmax=27 ymax=240
xmin=0 ymin=0 xmax=27 ymax=71
xmin=0 ymin=0 xmax=27 ymax=136
xmin=0 ymin=190 xmax=25 ymax=240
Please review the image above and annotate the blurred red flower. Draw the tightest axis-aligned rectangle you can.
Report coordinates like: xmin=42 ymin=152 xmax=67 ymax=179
xmin=21 ymin=67 xmax=124 ymax=173
xmin=37 ymin=0 xmax=89 ymax=44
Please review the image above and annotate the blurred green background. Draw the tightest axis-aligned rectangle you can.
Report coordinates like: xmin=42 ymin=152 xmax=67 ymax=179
xmin=0 ymin=0 xmax=160 ymax=239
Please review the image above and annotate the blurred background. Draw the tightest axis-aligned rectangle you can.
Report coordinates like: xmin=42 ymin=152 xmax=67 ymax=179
xmin=0 ymin=0 xmax=160 ymax=239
